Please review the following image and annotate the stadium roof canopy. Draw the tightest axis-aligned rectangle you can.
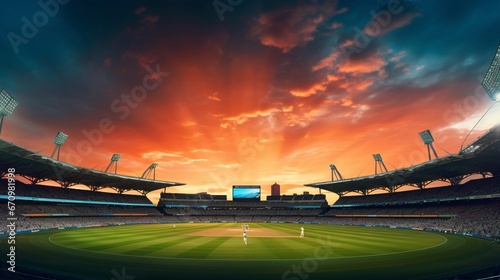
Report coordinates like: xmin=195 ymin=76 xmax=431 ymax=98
xmin=0 ymin=139 xmax=185 ymax=194
xmin=305 ymin=124 xmax=500 ymax=195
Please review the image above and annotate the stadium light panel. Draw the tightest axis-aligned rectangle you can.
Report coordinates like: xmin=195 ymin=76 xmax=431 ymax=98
xmin=418 ymin=130 xmax=434 ymax=144
xmin=372 ymin=154 xmax=383 ymax=161
xmin=111 ymin=154 xmax=121 ymax=161
xmin=53 ymin=132 xmax=69 ymax=145
xmin=0 ymin=89 xmax=18 ymax=116
xmin=463 ymin=145 xmax=480 ymax=154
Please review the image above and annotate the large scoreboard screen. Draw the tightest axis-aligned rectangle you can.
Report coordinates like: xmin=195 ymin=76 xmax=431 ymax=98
xmin=232 ymin=185 xmax=261 ymax=201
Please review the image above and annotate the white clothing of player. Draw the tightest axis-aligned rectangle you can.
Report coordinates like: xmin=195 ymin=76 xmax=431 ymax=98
xmin=300 ymin=227 xmax=304 ymax=237
xmin=243 ymin=231 xmax=247 ymax=245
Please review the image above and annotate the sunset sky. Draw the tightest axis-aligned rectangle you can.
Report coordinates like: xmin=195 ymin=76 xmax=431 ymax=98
xmin=1 ymin=0 xmax=499 ymax=204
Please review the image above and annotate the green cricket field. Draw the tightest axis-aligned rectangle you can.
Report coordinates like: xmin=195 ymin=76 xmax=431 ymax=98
xmin=2 ymin=223 xmax=500 ymax=279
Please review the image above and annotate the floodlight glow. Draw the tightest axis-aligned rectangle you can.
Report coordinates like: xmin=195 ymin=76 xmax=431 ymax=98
xmin=53 ymin=132 xmax=68 ymax=145
xmin=463 ymin=145 xmax=480 ymax=154
xmin=418 ymin=130 xmax=434 ymax=144
xmin=372 ymin=154 xmax=383 ymax=161
xmin=0 ymin=89 xmax=18 ymax=116
xmin=481 ymin=44 xmax=500 ymax=102
xmin=111 ymin=154 xmax=121 ymax=161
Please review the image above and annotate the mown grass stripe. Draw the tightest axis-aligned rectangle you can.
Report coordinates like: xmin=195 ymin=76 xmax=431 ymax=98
xmin=96 ymin=233 xmax=203 ymax=254
xmin=173 ymin=237 xmax=232 ymax=259
xmin=267 ymin=237 xmax=316 ymax=259
xmin=207 ymin=237 xmax=281 ymax=259
xmin=120 ymin=236 xmax=207 ymax=256
xmin=52 ymin=225 xmax=193 ymax=248
xmin=326 ymin=235 xmax=410 ymax=252
xmin=51 ymin=232 xmax=155 ymax=250
xmin=67 ymin=233 xmax=165 ymax=251
xmin=328 ymin=231 xmax=421 ymax=247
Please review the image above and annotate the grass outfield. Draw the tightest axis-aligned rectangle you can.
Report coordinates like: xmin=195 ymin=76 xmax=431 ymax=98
xmin=2 ymin=223 xmax=500 ymax=279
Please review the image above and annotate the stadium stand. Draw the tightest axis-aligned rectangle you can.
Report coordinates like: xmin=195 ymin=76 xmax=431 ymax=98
xmin=0 ymin=180 xmax=153 ymax=204
xmin=159 ymin=192 xmax=328 ymax=207
xmin=0 ymin=179 xmax=165 ymax=232
xmin=322 ymin=199 xmax=500 ymax=238
xmin=1 ymin=177 xmax=498 ymax=240
xmin=333 ymin=176 xmax=500 ymax=206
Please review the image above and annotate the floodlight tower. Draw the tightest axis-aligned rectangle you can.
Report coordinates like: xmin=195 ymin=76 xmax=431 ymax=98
xmin=104 ymin=154 xmax=121 ymax=174
xmin=372 ymin=154 xmax=388 ymax=174
xmin=329 ymin=164 xmax=344 ymax=181
xmin=419 ymin=130 xmax=439 ymax=161
xmin=459 ymin=44 xmax=500 ymax=152
xmin=0 ymin=89 xmax=19 ymax=136
xmin=50 ymin=131 xmax=68 ymax=161
xmin=141 ymin=163 xmax=158 ymax=180
xmin=481 ymin=44 xmax=500 ymax=102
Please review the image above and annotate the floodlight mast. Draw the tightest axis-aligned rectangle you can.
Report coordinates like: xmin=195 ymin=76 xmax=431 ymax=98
xmin=459 ymin=44 xmax=500 ymax=152
xmin=141 ymin=163 xmax=158 ymax=180
xmin=329 ymin=164 xmax=344 ymax=181
xmin=0 ymin=89 xmax=19 ymax=136
xmin=372 ymin=154 xmax=388 ymax=174
xmin=418 ymin=130 xmax=439 ymax=161
xmin=326 ymin=163 xmax=344 ymax=195
xmin=104 ymin=154 xmax=121 ymax=174
xmin=50 ymin=131 xmax=68 ymax=161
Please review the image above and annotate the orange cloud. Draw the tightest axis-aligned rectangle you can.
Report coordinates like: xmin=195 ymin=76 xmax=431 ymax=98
xmin=329 ymin=22 xmax=343 ymax=29
xmin=290 ymin=81 xmax=328 ymax=97
xmin=220 ymin=106 xmax=294 ymax=128
xmin=338 ymin=53 xmax=387 ymax=74
xmin=252 ymin=2 xmax=342 ymax=52
xmin=207 ymin=92 xmax=221 ymax=101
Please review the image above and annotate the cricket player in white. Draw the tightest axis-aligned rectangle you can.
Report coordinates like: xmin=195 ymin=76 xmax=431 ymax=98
xmin=243 ymin=231 xmax=248 ymax=245
xmin=300 ymin=227 xmax=304 ymax=237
